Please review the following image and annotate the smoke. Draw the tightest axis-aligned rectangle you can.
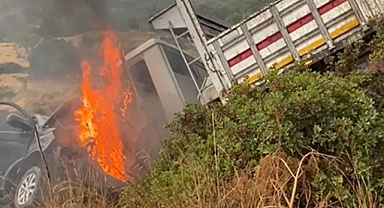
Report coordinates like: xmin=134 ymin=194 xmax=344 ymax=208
xmin=0 ymin=0 xmax=108 ymax=38
xmin=122 ymin=60 xmax=170 ymax=177
xmin=39 ymin=0 xmax=108 ymax=37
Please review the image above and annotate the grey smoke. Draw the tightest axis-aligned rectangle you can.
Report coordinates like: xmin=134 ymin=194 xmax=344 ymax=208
xmin=39 ymin=0 xmax=108 ymax=37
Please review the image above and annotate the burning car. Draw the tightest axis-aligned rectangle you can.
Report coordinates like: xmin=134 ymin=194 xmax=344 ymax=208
xmin=0 ymin=27 xmax=195 ymax=207
xmin=0 ymin=98 xmax=126 ymax=208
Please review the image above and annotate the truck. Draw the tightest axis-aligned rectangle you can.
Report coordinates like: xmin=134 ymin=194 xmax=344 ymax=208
xmin=149 ymin=0 xmax=384 ymax=104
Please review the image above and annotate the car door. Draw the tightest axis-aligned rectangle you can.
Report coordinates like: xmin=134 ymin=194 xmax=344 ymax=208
xmin=0 ymin=102 xmax=35 ymax=176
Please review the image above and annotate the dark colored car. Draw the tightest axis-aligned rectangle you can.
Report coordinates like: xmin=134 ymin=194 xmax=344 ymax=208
xmin=0 ymin=101 xmax=57 ymax=208
xmin=0 ymin=99 xmax=125 ymax=208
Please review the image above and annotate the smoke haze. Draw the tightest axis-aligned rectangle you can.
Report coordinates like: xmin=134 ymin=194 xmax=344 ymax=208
xmin=0 ymin=0 xmax=175 ymax=38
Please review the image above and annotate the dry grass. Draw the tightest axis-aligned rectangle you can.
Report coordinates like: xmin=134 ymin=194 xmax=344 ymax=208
xmin=0 ymin=72 xmax=79 ymax=114
xmin=41 ymin=159 xmax=120 ymax=208
xmin=0 ymin=73 xmax=28 ymax=91
xmin=0 ymin=42 xmax=29 ymax=67
xmin=11 ymin=79 xmax=79 ymax=115
xmin=120 ymin=149 xmax=379 ymax=208
xmin=42 ymin=182 xmax=112 ymax=208
xmin=218 ymin=151 xmax=320 ymax=208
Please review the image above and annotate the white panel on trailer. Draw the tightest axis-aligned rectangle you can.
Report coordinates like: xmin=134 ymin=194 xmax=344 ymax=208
xmin=275 ymin=0 xmax=300 ymax=12
xmin=231 ymin=56 xmax=257 ymax=75
xmin=296 ymin=34 xmax=325 ymax=54
xmin=281 ymin=4 xmax=311 ymax=27
xmin=246 ymin=10 xmax=273 ymax=31
xmin=291 ymin=21 xmax=319 ymax=42
xmin=222 ymin=40 xmax=249 ymax=60
xmin=356 ymin=0 xmax=375 ymax=18
xmin=251 ymin=24 xmax=279 ymax=46
xmin=260 ymin=39 xmax=287 ymax=57
xmin=220 ymin=28 xmax=243 ymax=46
xmin=321 ymin=2 xmax=352 ymax=25
xmin=313 ymin=0 xmax=332 ymax=8
xmin=124 ymin=38 xmax=207 ymax=115
xmin=265 ymin=52 xmax=292 ymax=68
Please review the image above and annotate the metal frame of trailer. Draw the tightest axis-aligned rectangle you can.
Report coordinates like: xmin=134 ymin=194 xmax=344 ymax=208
xmin=149 ymin=0 xmax=384 ymax=104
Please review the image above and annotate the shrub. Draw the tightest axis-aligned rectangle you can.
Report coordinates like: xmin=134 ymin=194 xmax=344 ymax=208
xmin=116 ymin=19 xmax=384 ymax=208
xmin=119 ymin=66 xmax=384 ymax=207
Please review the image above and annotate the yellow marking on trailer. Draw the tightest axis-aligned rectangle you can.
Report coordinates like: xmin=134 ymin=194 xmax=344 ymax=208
xmin=329 ymin=18 xmax=359 ymax=39
xmin=298 ymin=38 xmax=325 ymax=56
xmin=245 ymin=17 xmax=359 ymax=84
xmin=245 ymin=55 xmax=294 ymax=84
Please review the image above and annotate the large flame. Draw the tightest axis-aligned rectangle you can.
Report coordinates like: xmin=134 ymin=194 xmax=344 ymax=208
xmin=74 ymin=29 xmax=130 ymax=182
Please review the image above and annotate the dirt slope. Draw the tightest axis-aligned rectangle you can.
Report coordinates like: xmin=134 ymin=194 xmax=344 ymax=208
xmin=0 ymin=43 xmax=29 ymax=67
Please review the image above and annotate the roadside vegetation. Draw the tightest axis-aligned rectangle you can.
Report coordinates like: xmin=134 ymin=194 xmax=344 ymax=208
xmin=1 ymin=2 xmax=384 ymax=208
xmin=112 ymin=19 xmax=384 ymax=208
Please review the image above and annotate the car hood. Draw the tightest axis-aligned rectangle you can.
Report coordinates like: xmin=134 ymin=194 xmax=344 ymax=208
xmin=43 ymin=97 xmax=82 ymax=128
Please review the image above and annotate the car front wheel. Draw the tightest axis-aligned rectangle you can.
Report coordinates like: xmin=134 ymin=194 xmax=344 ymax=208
xmin=14 ymin=166 xmax=43 ymax=208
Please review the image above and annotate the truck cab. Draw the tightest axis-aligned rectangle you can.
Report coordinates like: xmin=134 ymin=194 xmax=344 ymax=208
xmin=121 ymin=38 xmax=209 ymax=176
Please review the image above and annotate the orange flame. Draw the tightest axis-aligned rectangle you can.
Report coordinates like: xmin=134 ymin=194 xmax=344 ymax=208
xmin=74 ymin=29 xmax=130 ymax=182
xmin=120 ymin=85 xmax=132 ymax=121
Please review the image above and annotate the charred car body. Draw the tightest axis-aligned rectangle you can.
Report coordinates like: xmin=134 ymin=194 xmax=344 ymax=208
xmin=0 ymin=99 xmax=123 ymax=208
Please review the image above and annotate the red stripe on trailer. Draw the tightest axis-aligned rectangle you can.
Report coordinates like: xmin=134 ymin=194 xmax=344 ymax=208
xmin=286 ymin=14 xmax=314 ymax=33
xmin=226 ymin=0 xmax=347 ymax=68
xmin=227 ymin=50 xmax=253 ymax=67
xmin=256 ymin=32 xmax=282 ymax=50
xmin=318 ymin=0 xmax=346 ymax=14
xmin=228 ymin=31 xmax=283 ymax=67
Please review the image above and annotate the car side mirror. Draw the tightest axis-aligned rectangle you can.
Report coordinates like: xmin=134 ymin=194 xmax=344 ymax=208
xmin=6 ymin=113 xmax=34 ymax=131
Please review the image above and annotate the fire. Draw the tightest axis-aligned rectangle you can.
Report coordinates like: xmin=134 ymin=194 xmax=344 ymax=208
xmin=74 ymin=29 xmax=130 ymax=182
xmin=120 ymin=85 xmax=132 ymax=121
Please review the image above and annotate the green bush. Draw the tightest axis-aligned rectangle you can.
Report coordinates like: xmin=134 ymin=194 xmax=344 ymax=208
xmin=120 ymin=70 xmax=384 ymax=207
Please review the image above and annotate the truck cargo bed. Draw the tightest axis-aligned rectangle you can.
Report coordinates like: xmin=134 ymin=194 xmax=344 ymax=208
xmin=149 ymin=0 xmax=384 ymax=103
xmin=206 ymin=0 xmax=380 ymax=84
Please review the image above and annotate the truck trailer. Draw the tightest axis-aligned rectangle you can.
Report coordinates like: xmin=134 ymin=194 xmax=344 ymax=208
xmin=149 ymin=0 xmax=383 ymax=104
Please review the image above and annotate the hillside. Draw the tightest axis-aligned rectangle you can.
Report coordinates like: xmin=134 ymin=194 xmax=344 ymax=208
xmin=0 ymin=43 xmax=29 ymax=67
